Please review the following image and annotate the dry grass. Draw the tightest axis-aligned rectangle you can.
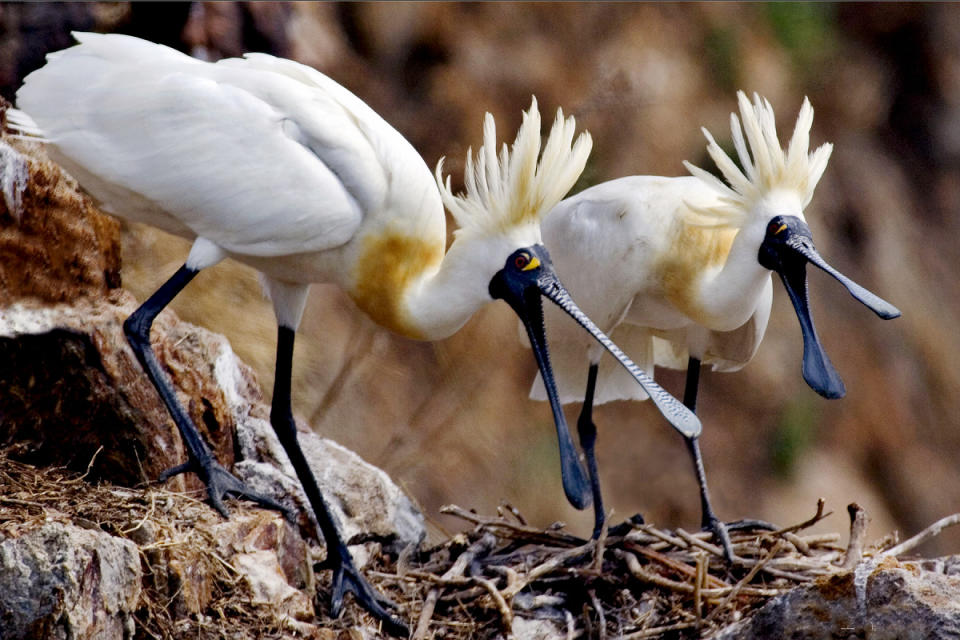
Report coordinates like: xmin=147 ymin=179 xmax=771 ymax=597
xmin=0 ymin=449 xmax=302 ymax=640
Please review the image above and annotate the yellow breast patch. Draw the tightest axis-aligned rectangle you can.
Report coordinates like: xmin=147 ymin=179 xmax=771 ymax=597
xmin=351 ymin=230 xmax=444 ymax=339
xmin=658 ymin=224 xmax=737 ymax=321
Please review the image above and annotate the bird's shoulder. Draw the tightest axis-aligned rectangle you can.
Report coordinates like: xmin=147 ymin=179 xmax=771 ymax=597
xmin=213 ymin=54 xmax=438 ymax=219
xmin=544 ymin=175 xmax=700 ymax=260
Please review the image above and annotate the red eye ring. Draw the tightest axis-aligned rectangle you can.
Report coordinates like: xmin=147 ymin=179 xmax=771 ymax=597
xmin=514 ymin=254 xmax=529 ymax=269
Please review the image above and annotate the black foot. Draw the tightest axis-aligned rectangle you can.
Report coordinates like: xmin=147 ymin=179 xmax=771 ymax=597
xmin=606 ymin=513 xmax=645 ymax=537
xmin=704 ymin=515 xmax=736 ymax=563
xmin=328 ymin=550 xmax=408 ymax=637
xmin=704 ymin=517 xmax=779 ymax=563
xmin=724 ymin=518 xmax=778 ymax=533
xmin=159 ymin=457 xmax=293 ymax=521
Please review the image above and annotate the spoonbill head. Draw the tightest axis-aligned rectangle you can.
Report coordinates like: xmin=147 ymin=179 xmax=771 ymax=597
xmin=436 ymin=102 xmax=701 ymax=514
xmin=683 ymin=91 xmax=901 ymax=398
xmin=535 ymin=91 xmax=900 ymax=553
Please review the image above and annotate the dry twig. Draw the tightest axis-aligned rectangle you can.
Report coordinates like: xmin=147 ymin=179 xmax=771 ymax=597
xmin=881 ymin=512 xmax=960 ymax=559
xmin=841 ymin=503 xmax=869 ymax=569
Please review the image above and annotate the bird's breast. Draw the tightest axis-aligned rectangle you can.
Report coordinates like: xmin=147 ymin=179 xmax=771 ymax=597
xmin=656 ymin=225 xmax=737 ymax=325
xmin=349 ymin=230 xmax=444 ymax=339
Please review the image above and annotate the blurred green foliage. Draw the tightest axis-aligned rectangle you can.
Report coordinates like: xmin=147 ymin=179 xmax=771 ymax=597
xmin=704 ymin=26 xmax=739 ymax=93
xmin=764 ymin=3 xmax=838 ymax=76
xmin=770 ymin=396 xmax=819 ymax=478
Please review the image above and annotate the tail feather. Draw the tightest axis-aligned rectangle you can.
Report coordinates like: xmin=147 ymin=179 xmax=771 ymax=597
xmin=5 ymin=109 xmax=45 ymax=140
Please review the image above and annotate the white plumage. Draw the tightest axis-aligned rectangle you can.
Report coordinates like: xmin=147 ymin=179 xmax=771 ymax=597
xmin=536 ymin=94 xmax=838 ymax=403
xmin=18 ymin=32 xmax=420 ymax=265
xmin=531 ymin=175 xmax=768 ymax=404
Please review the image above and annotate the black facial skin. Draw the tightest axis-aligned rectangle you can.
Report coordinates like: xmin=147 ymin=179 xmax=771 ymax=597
xmin=489 ymin=245 xmax=591 ymax=509
xmin=758 ymin=215 xmax=901 ymax=398
xmin=489 ymin=244 xmax=701 ymax=510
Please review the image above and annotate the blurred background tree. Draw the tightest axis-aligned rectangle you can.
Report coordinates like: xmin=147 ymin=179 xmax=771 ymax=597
xmin=2 ymin=2 xmax=956 ymax=554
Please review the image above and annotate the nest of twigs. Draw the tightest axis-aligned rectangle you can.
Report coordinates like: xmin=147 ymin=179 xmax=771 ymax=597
xmin=372 ymin=501 xmax=960 ymax=639
xmin=376 ymin=502 xmax=847 ymax=639
xmin=1 ymin=449 xmax=956 ymax=639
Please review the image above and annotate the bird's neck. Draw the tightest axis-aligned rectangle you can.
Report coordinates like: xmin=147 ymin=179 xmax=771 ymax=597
xmin=693 ymin=222 xmax=771 ymax=329
xmin=660 ymin=221 xmax=769 ymax=330
xmin=348 ymin=229 xmax=496 ymax=341
xmin=693 ymin=193 xmax=806 ymax=328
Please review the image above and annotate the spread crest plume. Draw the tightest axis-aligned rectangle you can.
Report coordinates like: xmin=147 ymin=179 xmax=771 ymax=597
xmin=682 ymin=91 xmax=833 ymax=228
xmin=436 ymin=97 xmax=592 ymax=238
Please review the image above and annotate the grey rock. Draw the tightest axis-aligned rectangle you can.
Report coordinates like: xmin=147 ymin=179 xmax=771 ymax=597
xmin=0 ymin=522 xmax=141 ymax=640
xmin=234 ymin=418 xmax=426 ymax=554
xmin=512 ymin=617 xmax=567 ymax=640
xmin=0 ymin=300 xmax=426 ymax=555
xmin=201 ymin=313 xmax=426 ymax=553
xmin=0 ymin=140 xmax=29 ymax=220
xmin=716 ymin=557 xmax=960 ymax=640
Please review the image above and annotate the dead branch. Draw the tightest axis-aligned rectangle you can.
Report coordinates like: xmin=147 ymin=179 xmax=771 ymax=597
xmin=880 ymin=512 xmax=960 ymax=559
xmin=413 ymin=532 xmax=497 ymax=639
xmin=841 ymin=503 xmax=869 ymax=569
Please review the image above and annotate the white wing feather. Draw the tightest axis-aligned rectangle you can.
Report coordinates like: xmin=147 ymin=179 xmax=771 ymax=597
xmin=14 ymin=32 xmax=423 ymax=257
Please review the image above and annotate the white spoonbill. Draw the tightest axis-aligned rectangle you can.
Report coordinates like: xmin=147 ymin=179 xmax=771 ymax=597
xmin=14 ymin=33 xmax=699 ymax=632
xmin=534 ymin=91 xmax=900 ymax=556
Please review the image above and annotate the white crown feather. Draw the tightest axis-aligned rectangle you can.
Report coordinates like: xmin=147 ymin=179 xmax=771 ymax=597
xmin=436 ymin=97 xmax=592 ymax=238
xmin=683 ymin=91 xmax=833 ymax=228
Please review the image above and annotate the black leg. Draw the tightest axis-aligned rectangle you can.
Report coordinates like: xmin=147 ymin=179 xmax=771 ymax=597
xmin=682 ymin=357 xmax=775 ymax=562
xmin=123 ymin=264 xmax=288 ymax=517
xmin=576 ymin=362 xmax=606 ymax=539
xmin=682 ymin=358 xmax=718 ymax=530
xmin=681 ymin=357 xmax=737 ymax=560
xmin=271 ymin=326 xmax=407 ymax=636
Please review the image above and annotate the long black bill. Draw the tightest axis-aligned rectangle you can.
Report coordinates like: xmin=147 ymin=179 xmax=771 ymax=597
xmin=511 ymin=283 xmax=593 ymax=510
xmin=787 ymin=235 xmax=901 ymax=320
xmin=773 ymin=260 xmax=846 ymax=398
xmin=760 ymin=216 xmax=901 ymax=399
xmin=490 ymin=245 xmax=701 ymax=512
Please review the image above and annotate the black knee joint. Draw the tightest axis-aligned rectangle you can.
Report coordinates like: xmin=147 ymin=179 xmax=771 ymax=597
xmin=123 ymin=312 xmax=151 ymax=347
xmin=577 ymin=413 xmax=597 ymax=449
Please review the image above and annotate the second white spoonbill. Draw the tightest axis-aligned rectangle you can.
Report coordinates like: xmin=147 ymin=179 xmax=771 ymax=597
xmin=534 ymin=91 xmax=900 ymax=556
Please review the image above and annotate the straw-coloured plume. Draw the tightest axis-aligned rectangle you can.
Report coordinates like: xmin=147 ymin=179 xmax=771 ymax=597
xmin=683 ymin=91 xmax=833 ymax=228
xmin=436 ymin=97 xmax=592 ymax=238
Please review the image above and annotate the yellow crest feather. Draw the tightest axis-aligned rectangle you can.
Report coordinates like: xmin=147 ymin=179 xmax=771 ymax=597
xmin=684 ymin=91 xmax=833 ymax=228
xmin=436 ymin=97 xmax=593 ymax=238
